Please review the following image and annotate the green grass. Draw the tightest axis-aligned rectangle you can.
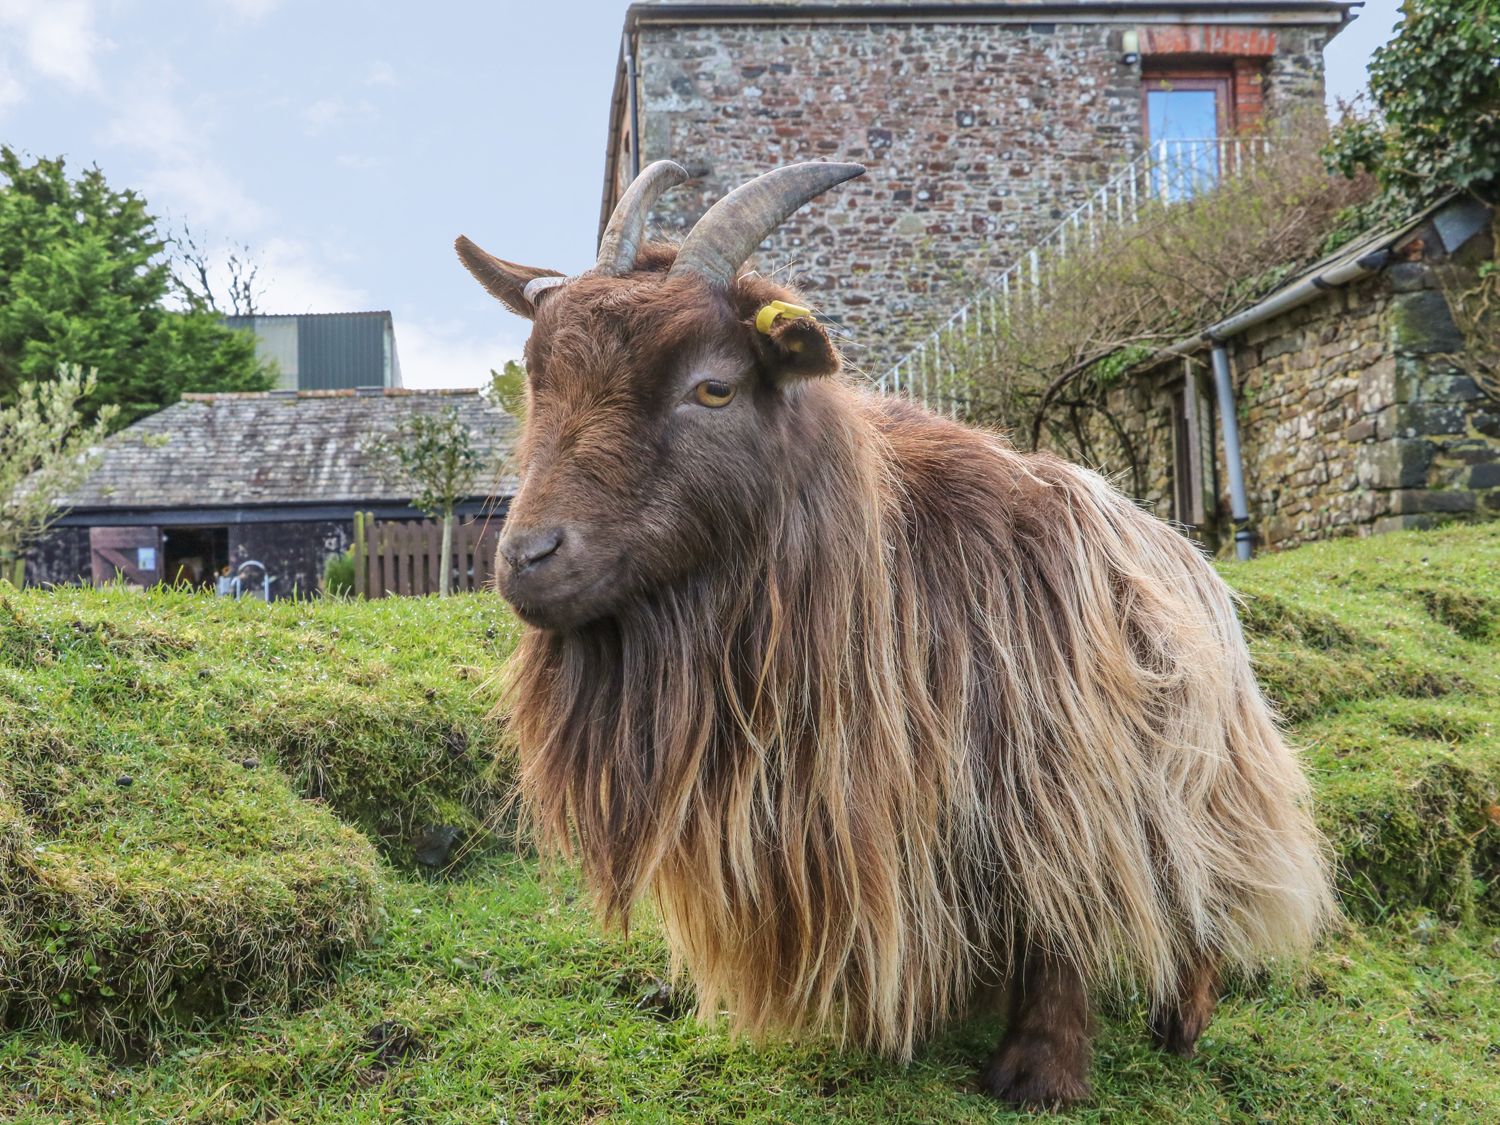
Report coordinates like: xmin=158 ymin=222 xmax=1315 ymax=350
xmin=1231 ymin=527 xmax=1500 ymax=922
xmin=0 ymin=590 xmax=516 ymax=1046
xmin=1 ymin=522 xmax=1498 ymax=1122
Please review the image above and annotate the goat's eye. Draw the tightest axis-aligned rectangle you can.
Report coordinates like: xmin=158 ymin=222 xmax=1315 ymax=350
xmin=692 ymin=380 xmax=736 ymax=408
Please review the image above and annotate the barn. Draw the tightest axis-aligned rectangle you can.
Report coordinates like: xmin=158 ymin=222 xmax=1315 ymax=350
xmin=24 ymin=388 xmax=517 ymax=597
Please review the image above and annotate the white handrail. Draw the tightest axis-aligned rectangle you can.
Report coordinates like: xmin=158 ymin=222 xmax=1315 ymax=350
xmin=880 ymin=138 xmax=1264 ymax=411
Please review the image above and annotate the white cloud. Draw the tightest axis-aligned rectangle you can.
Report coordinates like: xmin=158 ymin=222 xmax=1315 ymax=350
xmin=256 ymin=237 xmax=372 ymax=313
xmin=219 ymin=0 xmax=282 ymax=20
xmin=101 ymin=77 xmax=193 ymax=158
xmin=300 ymin=95 xmax=376 ymax=137
xmin=0 ymin=63 xmax=23 ymax=115
xmin=101 ymin=67 xmax=271 ymax=232
xmin=0 ymin=0 xmax=105 ymax=92
xmin=396 ymin=318 xmax=527 ymax=390
xmin=145 ymin=161 xmax=271 ymax=232
xmin=301 ymin=97 xmax=345 ymax=135
xmin=365 ymin=59 xmax=396 ymax=87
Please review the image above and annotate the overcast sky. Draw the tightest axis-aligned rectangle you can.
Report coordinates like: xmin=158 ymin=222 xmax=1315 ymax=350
xmin=0 ymin=0 xmax=1401 ymax=388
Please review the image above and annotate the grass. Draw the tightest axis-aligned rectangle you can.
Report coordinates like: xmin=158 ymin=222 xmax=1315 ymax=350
xmin=1231 ymin=527 xmax=1500 ymax=922
xmin=0 ymin=590 xmax=516 ymax=1047
xmin=1 ymin=522 xmax=1498 ymax=1122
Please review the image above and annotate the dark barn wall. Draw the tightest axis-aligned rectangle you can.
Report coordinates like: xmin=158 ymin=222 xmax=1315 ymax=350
xmin=23 ymin=527 xmax=92 ymax=588
xmin=24 ymin=521 xmax=353 ymax=598
xmin=229 ymin=520 xmax=353 ymax=600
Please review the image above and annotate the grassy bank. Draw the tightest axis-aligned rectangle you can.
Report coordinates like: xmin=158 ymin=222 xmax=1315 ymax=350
xmin=1 ymin=522 xmax=1497 ymax=1122
xmin=0 ymin=591 xmax=516 ymax=1047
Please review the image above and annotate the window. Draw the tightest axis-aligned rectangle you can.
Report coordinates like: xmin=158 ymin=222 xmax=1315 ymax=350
xmin=1143 ymin=72 xmax=1232 ymax=201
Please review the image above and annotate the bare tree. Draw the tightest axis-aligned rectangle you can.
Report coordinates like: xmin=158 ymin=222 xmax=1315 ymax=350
xmin=171 ymin=223 xmax=264 ymax=316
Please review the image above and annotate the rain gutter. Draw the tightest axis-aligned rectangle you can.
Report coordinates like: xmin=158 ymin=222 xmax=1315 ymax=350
xmin=1144 ymin=205 xmax=1448 ymax=559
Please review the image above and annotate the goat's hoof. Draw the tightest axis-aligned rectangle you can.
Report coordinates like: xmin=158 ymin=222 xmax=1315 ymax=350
xmin=979 ymin=1037 xmax=1091 ymax=1109
xmin=1149 ymin=1007 xmax=1213 ymax=1058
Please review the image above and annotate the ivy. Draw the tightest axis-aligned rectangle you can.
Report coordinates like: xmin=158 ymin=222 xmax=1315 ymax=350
xmin=1326 ymin=0 xmax=1500 ymax=215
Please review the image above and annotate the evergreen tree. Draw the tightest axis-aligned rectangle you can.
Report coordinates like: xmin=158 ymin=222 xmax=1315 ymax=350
xmin=0 ymin=148 xmax=275 ymax=427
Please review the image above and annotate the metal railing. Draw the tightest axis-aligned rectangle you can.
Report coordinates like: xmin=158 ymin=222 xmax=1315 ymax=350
xmin=878 ymin=138 xmax=1270 ymax=412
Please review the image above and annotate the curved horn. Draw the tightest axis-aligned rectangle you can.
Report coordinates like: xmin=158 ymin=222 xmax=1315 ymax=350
xmin=668 ymin=161 xmax=865 ymax=287
xmin=593 ymin=159 xmax=690 ymax=276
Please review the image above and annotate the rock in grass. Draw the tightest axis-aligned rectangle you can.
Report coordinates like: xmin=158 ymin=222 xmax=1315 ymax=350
xmin=411 ymin=824 xmax=463 ymax=868
xmin=363 ymin=1020 xmax=424 ymax=1065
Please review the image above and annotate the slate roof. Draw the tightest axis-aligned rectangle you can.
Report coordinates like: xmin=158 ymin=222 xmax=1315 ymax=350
xmin=58 ymin=389 xmax=519 ymax=511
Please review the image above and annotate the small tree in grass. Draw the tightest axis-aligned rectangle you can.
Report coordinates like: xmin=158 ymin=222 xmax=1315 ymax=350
xmin=366 ymin=407 xmax=485 ymax=596
xmin=0 ymin=366 xmax=117 ymax=584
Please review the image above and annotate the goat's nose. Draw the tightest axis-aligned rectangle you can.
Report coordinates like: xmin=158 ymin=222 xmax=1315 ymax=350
xmin=501 ymin=527 xmax=564 ymax=572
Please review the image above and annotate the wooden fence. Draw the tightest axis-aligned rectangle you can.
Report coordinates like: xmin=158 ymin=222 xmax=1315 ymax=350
xmin=352 ymin=512 xmax=502 ymax=598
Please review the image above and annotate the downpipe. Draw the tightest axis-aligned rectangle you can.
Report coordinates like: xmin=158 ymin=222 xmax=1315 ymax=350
xmin=624 ymin=32 xmax=641 ymax=179
xmin=1210 ymin=344 xmax=1253 ymax=561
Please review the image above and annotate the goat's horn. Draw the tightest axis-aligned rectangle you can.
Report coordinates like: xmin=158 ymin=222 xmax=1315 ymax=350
xmin=593 ymin=159 xmax=690 ymax=276
xmin=668 ymin=161 xmax=865 ymax=288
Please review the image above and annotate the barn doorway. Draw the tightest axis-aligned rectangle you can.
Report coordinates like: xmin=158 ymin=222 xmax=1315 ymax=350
xmin=162 ymin=526 xmax=229 ymax=589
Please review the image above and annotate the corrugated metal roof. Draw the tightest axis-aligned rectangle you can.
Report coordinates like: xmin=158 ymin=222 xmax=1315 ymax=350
xmin=56 ymin=389 xmax=518 ymax=511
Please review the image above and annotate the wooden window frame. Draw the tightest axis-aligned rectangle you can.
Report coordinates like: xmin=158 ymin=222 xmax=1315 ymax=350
xmin=1141 ymin=69 xmax=1235 ymax=141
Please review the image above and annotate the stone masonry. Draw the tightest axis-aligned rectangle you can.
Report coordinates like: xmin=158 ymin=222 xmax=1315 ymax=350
xmin=609 ymin=1 xmax=1345 ymax=374
xmin=1080 ymin=211 xmax=1500 ymax=553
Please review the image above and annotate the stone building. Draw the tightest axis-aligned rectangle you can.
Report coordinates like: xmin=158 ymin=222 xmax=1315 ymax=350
xmin=1068 ymin=196 xmax=1500 ymax=554
xmin=603 ymin=0 xmax=1353 ymax=373
xmin=24 ymin=389 xmax=516 ymax=597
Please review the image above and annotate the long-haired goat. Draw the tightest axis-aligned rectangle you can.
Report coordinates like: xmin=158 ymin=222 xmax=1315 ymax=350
xmin=456 ymin=160 xmax=1334 ymax=1107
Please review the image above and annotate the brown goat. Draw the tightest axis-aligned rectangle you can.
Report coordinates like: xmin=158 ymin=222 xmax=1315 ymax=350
xmin=457 ymin=161 xmax=1334 ymax=1108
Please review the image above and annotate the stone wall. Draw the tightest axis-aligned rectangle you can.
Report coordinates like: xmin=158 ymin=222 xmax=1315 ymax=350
xmin=619 ymin=10 xmax=1332 ymax=373
xmin=1079 ymin=229 xmax=1500 ymax=553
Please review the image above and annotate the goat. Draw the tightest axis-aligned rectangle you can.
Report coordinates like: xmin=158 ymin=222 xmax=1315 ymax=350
xmin=456 ymin=160 xmax=1334 ymax=1107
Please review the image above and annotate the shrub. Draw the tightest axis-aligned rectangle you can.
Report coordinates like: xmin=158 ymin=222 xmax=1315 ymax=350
xmin=1326 ymin=0 xmax=1500 ymax=217
xmin=322 ymin=546 xmax=355 ymax=597
xmin=942 ymin=114 xmax=1374 ymax=444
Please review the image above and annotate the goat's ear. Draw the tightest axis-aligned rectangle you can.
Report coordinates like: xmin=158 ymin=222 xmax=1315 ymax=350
xmin=760 ymin=315 xmax=840 ymax=381
xmin=455 ymin=236 xmax=562 ymax=320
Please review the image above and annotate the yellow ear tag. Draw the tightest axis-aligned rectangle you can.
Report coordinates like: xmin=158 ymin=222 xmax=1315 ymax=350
xmin=755 ymin=300 xmax=812 ymax=335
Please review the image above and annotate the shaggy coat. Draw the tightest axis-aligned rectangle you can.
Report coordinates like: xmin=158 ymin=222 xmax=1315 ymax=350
xmin=502 ymin=261 xmax=1334 ymax=1061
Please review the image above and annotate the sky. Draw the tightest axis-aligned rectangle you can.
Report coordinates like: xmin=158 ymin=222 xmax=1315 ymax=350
xmin=0 ymin=0 xmax=1402 ymax=389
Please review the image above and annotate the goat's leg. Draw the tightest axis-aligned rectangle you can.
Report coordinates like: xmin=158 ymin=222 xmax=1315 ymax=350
xmin=1148 ymin=947 xmax=1221 ymax=1058
xmin=979 ymin=943 xmax=1093 ymax=1108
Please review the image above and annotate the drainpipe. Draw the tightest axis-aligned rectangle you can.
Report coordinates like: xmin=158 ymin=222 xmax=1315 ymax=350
xmin=623 ymin=31 xmax=641 ymax=179
xmin=1210 ymin=344 xmax=1252 ymax=561
xmin=1151 ymin=245 xmax=1398 ymax=563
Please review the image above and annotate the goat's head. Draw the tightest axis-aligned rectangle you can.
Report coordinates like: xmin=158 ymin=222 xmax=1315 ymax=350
xmin=457 ymin=161 xmax=865 ymax=630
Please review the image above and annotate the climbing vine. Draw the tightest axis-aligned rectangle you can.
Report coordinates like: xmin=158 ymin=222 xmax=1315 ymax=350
xmin=1326 ymin=0 xmax=1500 ymax=217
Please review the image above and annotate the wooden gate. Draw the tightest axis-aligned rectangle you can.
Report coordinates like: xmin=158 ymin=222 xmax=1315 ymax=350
xmin=352 ymin=514 xmax=502 ymax=598
xmin=90 ymin=526 xmax=163 ymax=588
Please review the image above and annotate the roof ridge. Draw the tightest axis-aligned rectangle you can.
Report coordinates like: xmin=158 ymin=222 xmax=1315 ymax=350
xmin=180 ymin=387 xmax=482 ymax=402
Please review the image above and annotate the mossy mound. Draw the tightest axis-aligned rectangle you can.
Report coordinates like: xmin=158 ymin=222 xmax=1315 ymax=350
xmin=0 ymin=588 xmax=518 ymax=1045
xmin=1230 ymin=522 xmax=1500 ymax=922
